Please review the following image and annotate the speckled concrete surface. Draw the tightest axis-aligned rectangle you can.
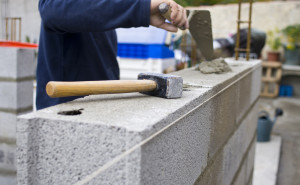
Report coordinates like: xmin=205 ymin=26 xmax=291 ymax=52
xmin=17 ymin=59 xmax=261 ymax=185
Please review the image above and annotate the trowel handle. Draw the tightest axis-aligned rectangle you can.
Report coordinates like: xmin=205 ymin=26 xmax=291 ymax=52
xmin=46 ymin=80 xmax=157 ymax=98
xmin=158 ymin=3 xmax=187 ymax=30
xmin=158 ymin=3 xmax=172 ymax=22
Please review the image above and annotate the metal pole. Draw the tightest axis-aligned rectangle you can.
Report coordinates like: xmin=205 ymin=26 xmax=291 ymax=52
xmin=11 ymin=18 xmax=14 ymax=41
xmin=235 ymin=0 xmax=242 ymax=60
xmin=5 ymin=17 xmax=9 ymax=40
xmin=13 ymin=18 xmax=16 ymax=41
xmin=246 ymin=0 xmax=253 ymax=61
xmin=19 ymin=18 xmax=22 ymax=42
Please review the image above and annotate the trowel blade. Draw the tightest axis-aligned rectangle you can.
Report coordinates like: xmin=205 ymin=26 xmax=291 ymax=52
xmin=189 ymin=10 xmax=214 ymax=61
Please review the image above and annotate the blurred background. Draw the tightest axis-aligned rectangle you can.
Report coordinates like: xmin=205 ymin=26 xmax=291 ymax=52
xmin=0 ymin=0 xmax=300 ymax=185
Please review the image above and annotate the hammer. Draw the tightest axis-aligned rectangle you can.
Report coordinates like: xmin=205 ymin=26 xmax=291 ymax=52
xmin=46 ymin=73 xmax=183 ymax=99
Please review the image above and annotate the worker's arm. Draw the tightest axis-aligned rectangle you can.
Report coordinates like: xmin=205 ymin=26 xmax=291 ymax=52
xmin=39 ymin=0 xmax=188 ymax=33
xmin=39 ymin=0 xmax=151 ymax=33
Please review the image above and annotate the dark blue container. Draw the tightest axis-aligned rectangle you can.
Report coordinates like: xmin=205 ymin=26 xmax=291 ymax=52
xmin=257 ymin=109 xmax=283 ymax=142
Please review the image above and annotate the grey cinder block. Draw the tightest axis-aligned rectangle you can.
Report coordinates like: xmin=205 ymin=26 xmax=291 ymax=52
xmin=0 ymin=143 xmax=16 ymax=173
xmin=0 ymin=175 xmax=17 ymax=185
xmin=17 ymin=59 xmax=262 ymax=185
xmin=0 ymin=48 xmax=35 ymax=79
xmin=0 ymin=112 xmax=17 ymax=140
xmin=0 ymin=81 xmax=33 ymax=110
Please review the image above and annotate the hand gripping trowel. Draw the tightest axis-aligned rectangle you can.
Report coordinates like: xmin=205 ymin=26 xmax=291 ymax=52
xmin=159 ymin=3 xmax=214 ymax=61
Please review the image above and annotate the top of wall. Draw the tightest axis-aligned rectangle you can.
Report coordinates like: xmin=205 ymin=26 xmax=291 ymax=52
xmin=19 ymin=59 xmax=260 ymax=135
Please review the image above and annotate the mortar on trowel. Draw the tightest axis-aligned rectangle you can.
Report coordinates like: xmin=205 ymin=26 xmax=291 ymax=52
xmin=159 ymin=3 xmax=232 ymax=74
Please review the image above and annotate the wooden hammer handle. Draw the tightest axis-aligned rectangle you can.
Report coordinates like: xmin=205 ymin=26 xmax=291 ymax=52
xmin=46 ymin=80 xmax=157 ymax=98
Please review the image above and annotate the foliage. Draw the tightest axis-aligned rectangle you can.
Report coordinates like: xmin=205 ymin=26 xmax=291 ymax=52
xmin=282 ymin=24 xmax=300 ymax=50
xmin=266 ymin=29 xmax=281 ymax=51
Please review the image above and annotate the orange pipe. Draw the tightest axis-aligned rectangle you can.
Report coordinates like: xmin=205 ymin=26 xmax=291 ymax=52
xmin=0 ymin=41 xmax=38 ymax=49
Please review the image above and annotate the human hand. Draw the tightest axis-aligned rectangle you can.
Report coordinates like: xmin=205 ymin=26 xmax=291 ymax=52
xmin=150 ymin=0 xmax=189 ymax=32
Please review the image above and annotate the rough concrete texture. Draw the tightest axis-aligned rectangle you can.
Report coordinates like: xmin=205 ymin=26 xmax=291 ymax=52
xmin=195 ymin=102 xmax=257 ymax=185
xmin=222 ymin=104 xmax=257 ymax=185
xmin=197 ymin=58 xmax=232 ymax=74
xmin=17 ymin=59 xmax=261 ymax=184
xmin=0 ymin=48 xmax=35 ymax=79
xmin=0 ymin=81 xmax=33 ymax=110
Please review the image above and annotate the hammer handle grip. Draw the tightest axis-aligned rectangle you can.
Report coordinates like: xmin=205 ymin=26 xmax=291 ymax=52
xmin=46 ymin=80 xmax=157 ymax=98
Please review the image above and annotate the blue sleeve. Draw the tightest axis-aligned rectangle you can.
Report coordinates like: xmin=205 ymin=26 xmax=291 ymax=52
xmin=39 ymin=0 xmax=151 ymax=33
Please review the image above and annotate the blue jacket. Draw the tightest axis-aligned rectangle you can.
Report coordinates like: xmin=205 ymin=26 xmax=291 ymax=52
xmin=37 ymin=0 xmax=151 ymax=110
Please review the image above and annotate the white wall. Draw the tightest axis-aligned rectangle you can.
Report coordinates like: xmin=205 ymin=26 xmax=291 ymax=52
xmin=0 ymin=0 xmax=40 ymax=43
xmin=192 ymin=1 xmax=300 ymax=39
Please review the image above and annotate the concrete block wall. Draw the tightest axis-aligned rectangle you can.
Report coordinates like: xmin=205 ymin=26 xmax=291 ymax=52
xmin=17 ymin=59 xmax=261 ymax=185
xmin=0 ymin=47 xmax=35 ymax=184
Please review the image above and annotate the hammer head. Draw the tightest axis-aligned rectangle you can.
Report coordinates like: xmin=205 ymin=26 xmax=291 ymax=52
xmin=138 ymin=73 xmax=183 ymax=99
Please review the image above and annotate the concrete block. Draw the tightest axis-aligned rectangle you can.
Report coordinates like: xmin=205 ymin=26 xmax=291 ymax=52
xmin=243 ymin=101 xmax=259 ymax=152
xmin=0 ymin=80 xmax=33 ymax=110
xmin=248 ymin=177 xmax=253 ymax=185
xmin=0 ymin=143 xmax=16 ymax=172
xmin=17 ymin=117 xmax=136 ymax=185
xmin=222 ymin=110 xmax=257 ymax=185
xmin=236 ymin=74 xmax=252 ymax=123
xmin=0 ymin=48 xmax=35 ymax=79
xmin=17 ymin=59 xmax=261 ymax=184
xmin=0 ymin=174 xmax=17 ymax=185
xmin=208 ymin=84 xmax=237 ymax=159
xmin=250 ymin=66 xmax=262 ymax=105
xmin=140 ymin=102 xmax=211 ymax=185
xmin=0 ymin=112 xmax=17 ymax=141
xmin=194 ymin=151 xmax=224 ymax=185
xmin=222 ymin=128 xmax=244 ymax=185
xmin=233 ymin=157 xmax=247 ymax=185
xmin=223 ymin=59 xmax=261 ymax=124
xmin=247 ymin=141 xmax=255 ymax=183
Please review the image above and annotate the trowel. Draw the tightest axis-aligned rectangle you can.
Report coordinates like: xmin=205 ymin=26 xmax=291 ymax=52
xmin=159 ymin=3 xmax=214 ymax=61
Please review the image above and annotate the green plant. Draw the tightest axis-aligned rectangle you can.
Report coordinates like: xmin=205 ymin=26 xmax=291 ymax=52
xmin=266 ymin=29 xmax=281 ymax=51
xmin=282 ymin=24 xmax=300 ymax=50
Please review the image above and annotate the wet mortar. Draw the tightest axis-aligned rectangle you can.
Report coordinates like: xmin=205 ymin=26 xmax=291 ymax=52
xmin=197 ymin=58 xmax=232 ymax=74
